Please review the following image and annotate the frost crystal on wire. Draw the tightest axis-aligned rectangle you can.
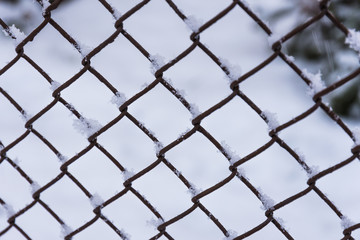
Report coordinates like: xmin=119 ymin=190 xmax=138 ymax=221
xmin=154 ymin=141 xmax=164 ymax=155
xmin=75 ymin=41 xmax=92 ymax=57
xmin=221 ymin=141 xmax=240 ymax=165
xmin=73 ymin=117 xmax=102 ymax=137
xmin=188 ymin=182 xmax=202 ymax=197
xmin=122 ymin=169 xmax=135 ymax=181
xmin=60 ymin=224 xmax=73 ymax=238
xmin=2 ymin=204 xmax=15 ymax=218
xmin=261 ymin=110 xmax=280 ymax=131
xmin=285 ymin=54 xmax=295 ymax=62
xmin=90 ymin=193 xmax=104 ymax=208
xmin=111 ymin=92 xmax=127 ymax=107
xmin=189 ymin=103 xmax=201 ymax=119
xmin=146 ymin=217 xmax=164 ymax=230
xmin=149 ymin=54 xmax=166 ymax=73
xmin=223 ymin=229 xmax=238 ymax=240
xmin=345 ymin=29 xmax=360 ymax=58
xmin=21 ymin=111 xmax=32 ymax=122
xmin=111 ymin=6 xmax=122 ymax=20
xmin=267 ymin=32 xmax=282 ymax=47
xmin=307 ymin=165 xmax=319 ymax=178
xmin=50 ymin=81 xmax=61 ymax=91
xmin=302 ymin=69 xmax=325 ymax=96
xmin=275 ymin=216 xmax=288 ymax=231
xmin=30 ymin=181 xmax=41 ymax=194
xmin=236 ymin=168 xmax=246 ymax=178
xmin=119 ymin=229 xmax=131 ymax=240
xmin=184 ymin=15 xmax=203 ymax=33
xmin=219 ymin=57 xmax=242 ymax=83
xmin=258 ymin=188 xmax=275 ymax=210
xmin=352 ymin=127 xmax=360 ymax=146
xmin=341 ymin=215 xmax=354 ymax=229
xmin=57 ymin=154 xmax=68 ymax=163
xmin=2 ymin=24 xmax=27 ymax=46
xmin=294 ymin=148 xmax=319 ymax=177
xmin=42 ymin=0 xmax=51 ymax=13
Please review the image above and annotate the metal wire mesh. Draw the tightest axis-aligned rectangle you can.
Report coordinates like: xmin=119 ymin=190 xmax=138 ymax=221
xmin=0 ymin=0 xmax=360 ymax=239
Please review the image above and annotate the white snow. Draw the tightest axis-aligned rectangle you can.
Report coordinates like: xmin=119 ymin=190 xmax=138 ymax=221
xmin=351 ymin=127 xmax=360 ymax=146
xmin=3 ymin=203 xmax=15 ymax=218
xmin=73 ymin=117 xmax=102 ymax=137
xmin=13 ymin=158 xmax=20 ymax=166
xmin=189 ymin=103 xmax=201 ymax=119
xmin=188 ymin=182 xmax=202 ymax=197
xmin=257 ymin=188 xmax=275 ymax=210
xmin=220 ymin=141 xmax=240 ymax=165
xmin=275 ymin=216 xmax=288 ymax=230
xmin=65 ymin=103 xmax=75 ymax=112
xmin=0 ymin=205 xmax=4 ymax=217
xmin=121 ymin=169 xmax=135 ymax=181
xmin=42 ymin=0 xmax=51 ymax=13
xmin=267 ymin=32 xmax=282 ymax=47
xmin=20 ymin=111 xmax=32 ymax=122
xmin=111 ymin=92 xmax=127 ymax=107
xmin=50 ymin=81 xmax=61 ymax=91
xmin=223 ymin=229 xmax=238 ymax=240
xmin=302 ymin=69 xmax=326 ymax=96
xmin=345 ymin=29 xmax=360 ymax=58
xmin=75 ymin=41 xmax=93 ymax=57
xmin=184 ymin=15 xmax=203 ymax=33
xmin=174 ymin=169 xmax=182 ymax=177
xmin=119 ymin=229 xmax=131 ymax=240
xmin=163 ymin=76 xmax=188 ymax=101
xmin=2 ymin=24 xmax=27 ymax=46
xmin=140 ymin=82 xmax=149 ymax=90
xmin=178 ymin=128 xmax=191 ymax=139
xmin=30 ymin=181 xmax=41 ymax=194
xmin=177 ymin=88 xmax=187 ymax=99
xmin=57 ymin=154 xmax=68 ymax=163
xmin=90 ymin=193 xmax=104 ymax=208
xmin=285 ymin=54 xmax=295 ymax=62
xmin=236 ymin=168 xmax=246 ymax=178
xmin=111 ymin=6 xmax=122 ymax=20
xmin=294 ymin=148 xmax=319 ymax=178
xmin=154 ymin=141 xmax=164 ymax=155
xmin=261 ymin=110 xmax=280 ymax=131
xmin=149 ymin=54 xmax=166 ymax=74
xmin=340 ymin=215 xmax=354 ymax=229
xmin=146 ymin=217 xmax=164 ymax=229
xmin=307 ymin=165 xmax=319 ymax=178
xmin=138 ymin=121 xmax=157 ymax=138
xmin=219 ymin=57 xmax=242 ymax=83
xmin=60 ymin=224 xmax=73 ymax=238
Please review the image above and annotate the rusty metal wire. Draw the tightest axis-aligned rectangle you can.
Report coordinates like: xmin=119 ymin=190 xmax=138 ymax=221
xmin=0 ymin=0 xmax=360 ymax=239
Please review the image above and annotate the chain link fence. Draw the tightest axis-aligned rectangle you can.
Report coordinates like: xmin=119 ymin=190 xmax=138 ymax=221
xmin=1 ymin=0 xmax=360 ymax=239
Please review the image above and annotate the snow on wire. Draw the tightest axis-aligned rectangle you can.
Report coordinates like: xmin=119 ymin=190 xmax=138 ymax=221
xmin=302 ymin=69 xmax=326 ymax=96
xmin=73 ymin=117 xmax=103 ymax=137
xmin=346 ymin=29 xmax=360 ymax=59
xmin=0 ymin=1 xmax=360 ymax=240
xmin=2 ymin=24 xmax=27 ymax=46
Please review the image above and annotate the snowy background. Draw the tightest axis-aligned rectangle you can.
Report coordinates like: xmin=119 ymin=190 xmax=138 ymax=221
xmin=1 ymin=0 xmax=360 ymax=239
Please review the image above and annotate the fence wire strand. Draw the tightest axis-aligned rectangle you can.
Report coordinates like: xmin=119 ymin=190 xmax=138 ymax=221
xmin=0 ymin=0 xmax=359 ymax=239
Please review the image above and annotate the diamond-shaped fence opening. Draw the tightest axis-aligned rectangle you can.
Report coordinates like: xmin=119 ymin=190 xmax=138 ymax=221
xmin=1 ymin=0 xmax=360 ymax=239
